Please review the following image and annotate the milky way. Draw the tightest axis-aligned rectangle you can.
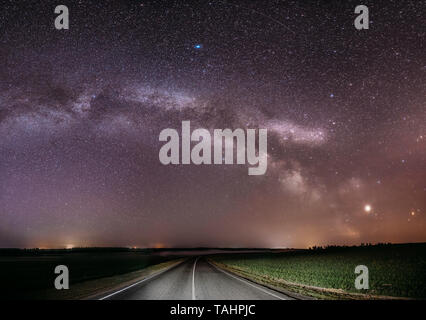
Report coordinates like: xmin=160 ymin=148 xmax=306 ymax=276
xmin=0 ymin=0 xmax=425 ymax=248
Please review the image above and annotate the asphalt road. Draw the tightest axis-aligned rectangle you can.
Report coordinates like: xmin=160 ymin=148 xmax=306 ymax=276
xmin=99 ymin=257 xmax=292 ymax=300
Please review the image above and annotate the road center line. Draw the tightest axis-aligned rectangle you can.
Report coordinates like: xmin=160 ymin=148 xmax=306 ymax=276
xmin=192 ymin=257 xmax=200 ymax=300
xmin=208 ymin=261 xmax=287 ymax=300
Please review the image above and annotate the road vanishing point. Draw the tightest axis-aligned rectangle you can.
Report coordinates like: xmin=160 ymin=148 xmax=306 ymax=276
xmin=98 ymin=257 xmax=293 ymax=300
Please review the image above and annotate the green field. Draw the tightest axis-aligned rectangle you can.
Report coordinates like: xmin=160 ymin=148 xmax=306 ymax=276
xmin=211 ymin=243 xmax=426 ymax=299
xmin=0 ymin=248 xmax=178 ymax=299
xmin=2 ymin=244 xmax=425 ymax=299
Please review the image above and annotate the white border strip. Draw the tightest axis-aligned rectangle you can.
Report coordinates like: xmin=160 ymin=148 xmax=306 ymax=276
xmin=208 ymin=261 xmax=288 ymax=300
xmin=98 ymin=261 xmax=182 ymax=300
xmin=191 ymin=257 xmax=200 ymax=300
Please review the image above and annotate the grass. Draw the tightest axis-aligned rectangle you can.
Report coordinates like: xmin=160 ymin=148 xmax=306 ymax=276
xmin=0 ymin=248 xmax=181 ymax=299
xmin=210 ymin=243 xmax=426 ymax=299
xmin=41 ymin=259 xmax=183 ymax=300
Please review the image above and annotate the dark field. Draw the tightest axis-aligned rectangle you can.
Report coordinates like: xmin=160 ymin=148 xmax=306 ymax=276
xmin=2 ymin=244 xmax=426 ymax=300
xmin=0 ymin=248 xmax=177 ymax=299
xmin=211 ymin=243 xmax=426 ymax=299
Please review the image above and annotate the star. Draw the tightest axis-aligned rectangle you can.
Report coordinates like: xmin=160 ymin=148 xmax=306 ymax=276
xmin=0 ymin=0 xmax=424 ymax=249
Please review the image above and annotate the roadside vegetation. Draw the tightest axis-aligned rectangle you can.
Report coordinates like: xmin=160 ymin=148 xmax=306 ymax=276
xmin=210 ymin=243 xmax=426 ymax=299
xmin=0 ymin=248 xmax=181 ymax=299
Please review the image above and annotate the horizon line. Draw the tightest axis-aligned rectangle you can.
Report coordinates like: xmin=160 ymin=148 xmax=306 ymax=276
xmin=1 ymin=241 xmax=425 ymax=251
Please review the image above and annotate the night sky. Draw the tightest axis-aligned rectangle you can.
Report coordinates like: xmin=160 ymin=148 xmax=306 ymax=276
xmin=0 ymin=0 xmax=425 ymax=248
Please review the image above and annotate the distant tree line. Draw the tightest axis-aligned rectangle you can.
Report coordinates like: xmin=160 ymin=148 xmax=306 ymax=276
xmin=308 ymin=242 xmax=401 ymax=251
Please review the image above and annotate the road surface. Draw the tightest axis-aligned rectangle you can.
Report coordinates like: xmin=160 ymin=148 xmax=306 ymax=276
xmin=99 ymin=257 xmax=292 ymax=300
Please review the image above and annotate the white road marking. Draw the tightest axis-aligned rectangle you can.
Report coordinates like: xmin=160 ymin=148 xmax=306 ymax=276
xmin=192 ymin=257 xmax=200 ymax=300
xmin=209 ymin=261 xmax=288 ymax=300
xmin=98 ymin=262 xmax=181 ymax=300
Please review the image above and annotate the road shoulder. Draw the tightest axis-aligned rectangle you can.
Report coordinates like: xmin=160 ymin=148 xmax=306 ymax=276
xmin=39 ymin=259 xmax=185 ymax=300
xmin=207 ymin=258 xmax=413 ymax=300
xmin=207 ymin=258 xmax=313 ymax=300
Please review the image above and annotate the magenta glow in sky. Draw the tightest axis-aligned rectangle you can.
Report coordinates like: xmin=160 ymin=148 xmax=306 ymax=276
xmin=0 ymin=0 xmax=425 ymax=248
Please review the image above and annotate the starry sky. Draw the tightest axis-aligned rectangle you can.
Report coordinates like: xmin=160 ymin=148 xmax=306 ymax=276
xmin=0 ymin=0 xmax=425 ymax=248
